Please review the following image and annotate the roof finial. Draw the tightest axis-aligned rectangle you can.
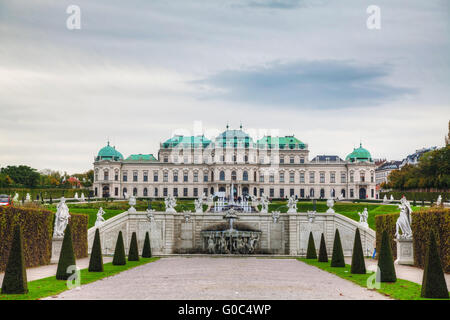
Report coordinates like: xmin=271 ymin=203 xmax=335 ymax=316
xmin=226 ymin=122 xmax=229 ymax=130
xmin=240 ymin=122 xmax=242 ymax=130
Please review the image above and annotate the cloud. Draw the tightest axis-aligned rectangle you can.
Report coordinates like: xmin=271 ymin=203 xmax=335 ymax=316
xmin=243 ymin=0 xmax=324 ymax=9
xmin=193 ymin=60 xmax=415 ymax=109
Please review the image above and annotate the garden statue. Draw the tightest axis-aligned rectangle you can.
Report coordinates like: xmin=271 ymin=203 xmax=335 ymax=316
xmin=390 ymin=194 xmax=394 ymax=202
xmin=74 ymin=192 xmax=79 ymax=200
xmin=287 ymin=195 xmax=298 ymax=213
xmin=307 ymin=210 xmax=316 ymax=223
xmin=272 ymin=211 xmax=280 ymax=223
xmin=183 ymin=210 xmax=191 ymax=222
xmin=195 ymin=193 xmax=205 ymax=213
xmin=128 ymin=195 xmax=137 ymax=212
xmin=207 ymin=194 xmax=214 ymax=205
xmin=146 ymin=208 xmax=155 ymax=222
xmin=53 ymin=197 xmax=70 ymax=238
xmin=326 ymin=197 xmax=335 ymax=213
xmin=25 ymin=193 xmax=31 ymax=203
xmin=95 ymin=207 xmax=106 ymax=227
xmin=436 ymin=195 xmax=442 ymax=206
xmin=164 ymin=194 xmax=177 ymax=213
xmin=395 ymin=196 xmax=412 ymax=239
xmin=337 ymin=193 xmax=344 ymax=201
xmin=207 ymin=236 xmax=215 ymax=254
xmin=80 ymin=193 xmax=85 ymax=202
xmin=12 ymin=193 xmax=19 ymax=204
xmin=259 ymin=194 xmax=269 ymax=213
xmin=123 ymin=192 xmax=129 ymax=200
xmin=358 ymin=208 xmax=369 ymax=228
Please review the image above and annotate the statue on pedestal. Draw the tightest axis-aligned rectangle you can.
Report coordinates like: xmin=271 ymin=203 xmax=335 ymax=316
xmin=436 ymin=195 xmax=442 ymax=206
xmin=307 ymin=210 xmax=316 ymax=223
xmin=259 ymin=194 xmax=269 ymax=213
xmin=165 ymin=194 xmax=177 ymax=213
xmin=272 ymin=211 xmax=280 ymax=223
xmin=358 ymin=208 xmax=369 ymax=228
xmin=287 ymin=195 xmax=298 ymax=213
xmin=53 ymin=197 xmax=70 ymax=238
xmin=25 ymin=193 xmax=31 ymax=203
xmin=80 ymin=193 xmax=85 ymax=202
xmin=95 ymin=207 xmax=106 ymax=227
xmin=383 ymin=195 xmax=388 ymax=203
xmin=395 ymin=196 xmax=412 ymax=239
xmin=195 ymin=193 xmax=205 ymax=213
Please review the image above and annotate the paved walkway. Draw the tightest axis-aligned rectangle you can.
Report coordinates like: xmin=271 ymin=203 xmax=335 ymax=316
xmin=345 ymin=257 xmax=450 ymax=290
xmin=45 ymin=257 xmax=390 ymax=300
xmin=0 ymin=257 xmax=112 ymax=283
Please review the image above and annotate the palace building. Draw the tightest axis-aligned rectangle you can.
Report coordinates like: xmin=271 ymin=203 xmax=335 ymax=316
xmin=92 ymin=126 xmax=377 ymax=200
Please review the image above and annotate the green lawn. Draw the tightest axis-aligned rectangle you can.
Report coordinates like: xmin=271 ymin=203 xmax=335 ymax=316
xmin=0 ymin=257 xmax=159 ymax=300
xmin=298 ymin=258 xmax=449 ymax=300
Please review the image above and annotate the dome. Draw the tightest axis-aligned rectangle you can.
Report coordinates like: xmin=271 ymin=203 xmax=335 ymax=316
xmin=215 ymin=125 xmax=254 ymax=148
xmin=346 ymin=143 xmax=372 ymax=162
xmin=96 ymin=142 xmax=123 ymax=161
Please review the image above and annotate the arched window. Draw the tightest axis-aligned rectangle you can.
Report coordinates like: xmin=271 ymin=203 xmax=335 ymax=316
xmin=254 ymin=171 xmax=257 ymax=181
xmin=341 ymin=189 xmax=346 ymax=198
xmin=154 ymin=188 xmax=158 ymax=197
xmin=243 ymin=171 xmax=248 ymax=181
xmin=253 ymin=187 xmax=257 ymax=196
xmin=143 ymin=188 xmax=148 ymax=197
xmin=220 ymin=171 xmax=225 ymax=181
xmin=309 ymin=188 xmax=314 ymax=198
xmin=123 ymin=188 xmax=127 ymax=197
xmin=330 ymin=188 xmax=335 ymax=197
xmin=210 ymin=187 xmax=214 ymax=195
xmin=231 ymin=171 xmax=237 ymax=181
xmin=133 ymin=188 xmax=138 ymax=196
xmin=320 ymin=188 xmax=325 ymax=198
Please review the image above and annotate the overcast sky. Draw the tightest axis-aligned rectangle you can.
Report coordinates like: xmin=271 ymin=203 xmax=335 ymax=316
xmin=0 ymin=0 xmax=449 ymax=173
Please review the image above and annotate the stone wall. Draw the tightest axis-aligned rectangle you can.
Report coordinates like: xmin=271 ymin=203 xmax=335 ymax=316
xmin=88 ymin=211 xmax=375 ymax=257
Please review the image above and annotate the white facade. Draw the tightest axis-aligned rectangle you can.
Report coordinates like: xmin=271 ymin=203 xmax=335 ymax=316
xmin=93 ymin=127 xmax=377 ymax=200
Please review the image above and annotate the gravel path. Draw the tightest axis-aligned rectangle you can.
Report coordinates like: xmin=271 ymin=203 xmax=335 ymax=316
xmin=46 ymin=257 xmax=389 ymax=300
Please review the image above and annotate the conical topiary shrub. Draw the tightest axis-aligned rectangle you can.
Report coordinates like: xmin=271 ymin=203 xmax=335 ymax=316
xmin=377 ymin=230 xmax=396 ymax=282
xmin=351 ymin=228 xmax=366 ymax=274
xmin=306 ymin=232 xmax=317 ymax=259
xmin=318 ymin=233 xmax=328 ymax=262
xmin=421 ymin=230 xmax=449 ymax=299
xmin=112 ymin=231 xmax=126 ymax=265
xmin=330 ymin=229 xmax=345 ymax=267
xmin=88 ymin=229 xmax=103 ymax=272
xmin=142 ymin=232 xmax=152 ymax=258
xmin=1 ymin=225 xmax=28 ymax=294
xmin=56 ymin=224 xmax=76 ymax=280
xmin=128 ymin=232 xmax=139 ymax=261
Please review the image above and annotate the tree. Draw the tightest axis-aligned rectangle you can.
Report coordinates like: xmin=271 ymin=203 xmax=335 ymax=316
xmin=142 ymin=232 xmax=152 ymax=258
xmin=128 ymin=232 xmax=139 ymax=261
xmin=306 ymin=232 xmax=317 ymax=259
xmin=56 ymin=224 xmax=76 ymax=280
xmin=421 ymin=230 xmax=449 ymax=299
xmin=330 ymin=229 xmax=345 ymax=267
xmin=88 ymin=229 xmax=104 ymax=272
xmin=318 ymin=233 xmax=328 ymax=262
xmin=112 ymin=231 xmax=126 ymax=265
xmin=0 ymin=165 xmax=40 ymax=187
xmin=351 ymin=228 xmax=366 ymax=274
xmin=1 ymin=225 xmax=28 ymax=294
xmin=377 ymin=230 xmax=396 ymax=282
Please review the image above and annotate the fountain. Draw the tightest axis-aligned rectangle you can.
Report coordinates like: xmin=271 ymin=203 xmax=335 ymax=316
xmin=201 ymin=208 xmax=261 ymax=254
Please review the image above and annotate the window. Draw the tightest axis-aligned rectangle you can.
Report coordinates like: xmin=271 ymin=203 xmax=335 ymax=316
xmin=104 ymin=171 xmax=109 ymax=181
xmin=290 ymin=156 xmax=294 ymax=164
xmin=143 ymin=188 xmax=148 ymax=197
xmin=300 ymin=172 xmax=305 ymax=183
xmin=173 ymin=171 xmax=178 ymax=182
xmin=243 ymin=171 xmax=248 ymax=181
xmin=154 ymin=188 xmax=158 ymax=197
xmin=153 ymin=171 xmax=158 ymax=182
xmin=280 ymin=157 xmax=284 ymax=164
xmin=163 ymin=172 xmax=168 ymax=182
xmin=280 ymin=188 xmax=285 ymax=198
xmin=371 ymin=173 xmax=374 ymax=183
xmin=220 ymin=171 xmax=225 ymax=181
xmin=269 ymin=174 xmax=274 ymax=183
xmin=270 ymin=188 xmax=274 ymax=197
xmin=193 ymin=188 xmax=198 ymax=197
xmin=259 ymin=174 xmax=264 ymax=183
xmin=320 ymin=188 xmax=325 ymax=198
xmin=203 ymin=188 xmax=208 ymax=196
xmin=173 ymin=188 xmax=178 ymax=197
xmin=259 ymin=157 xmax=264 ymax=164
xmin=360 ymin=172 xmax=365 ymax=182
xmin=320 ymin=172 xmax=325 ymax=183
xmin=350 ymin=189 xmax=354 ymax=198
xmin=122 ymin=188 xmax=127 ymax=197
xmin=309 ymin=172 xmax=315 ymax=183
xmin=173 ymin=156 xmax=178 ymax=163
xmin=371 ymin=189 xmax=374 ymax=198
xmin=133 ymin=188 xmax=137 ymax=196
xmin=143 ymin=171 xmax=148 ymax=182
xmin=330 ymin=172 xmax=335 ymax=183
xmin=310 ymin=188 xmax=314 ymax=197
xmin=245 ymin=155 xmax=248 ymax=163
xmin=300 ymin=188 xmax=305 ymax=198
xmin=300 ymin=158 xmax=305 ymax=164
xmin=231 ymin=171 xmax=237 ymax=181
xmin=279 ymin=172 xmax=285 ymax=183
xmin=183 ymin=156 xmax=188 ymax=164
xmin=183 ymin=172 xmax=188 ymax=182
xmin=289 ymin=172 xmax=294 ymax=183
xmin=341 ymin=172 xmax=346 ymax=183
xmin=211 ymin=171 xmax=214 ymax=182
xmin=123 ymin=173 xmax=127 ymax=182
xmin=350 ymin=172 xmax=354 ymax=183
xmin=290 ymin=188 xmax=294 ymax=196
xmin=133 ymin=172 xmax=138 ymax=182
xmin=183 ymin=188 xmax=188 ymax=197
xmin=114 ymin=187 xmax=118 ymax=196
xmin=259 ymin=188 xmax=264 ymax=196
xmin=193 ymin=172 xmax=198 ymax=182
xmin=163 ymin=188 xmax=168 ymax=197
xmin=254 ymin=171 xmax=257 ymax=181
xmin=164 ymin=156 xmax=168 ymax=163
xmin=203 ymin=173 xmax=208 ymax=182
xmin=95 ymin=172 xmax=98 ymax=181
xmin=115 ymin=172 xmax=119 ymax=181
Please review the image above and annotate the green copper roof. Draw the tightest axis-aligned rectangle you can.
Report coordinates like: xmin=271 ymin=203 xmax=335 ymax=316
xmin=162 ymin=135 xmax=211 ymax=149
xmin=125 ymin=154 xmax=157 ymax=161
xmin=257 ymin=135 xmax=306 ymax=149
xmin=215 ymin=129 xmax=255 ymax=148
xmin=96 ymin=142 xmax=123 ymax=161
xmin=346 ymin=143 xmax=373 ymax=162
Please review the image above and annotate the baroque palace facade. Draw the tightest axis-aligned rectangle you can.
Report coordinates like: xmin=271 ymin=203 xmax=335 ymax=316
xmin=93 ymin=126 xmax=377 ymax=200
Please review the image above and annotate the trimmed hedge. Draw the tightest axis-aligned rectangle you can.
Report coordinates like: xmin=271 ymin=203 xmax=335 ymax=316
xmin=56 ymin=224 xmax=76 ymax=280
xmin=128 ymin=232 xmax=139 ymax=261
xmin=0 ymin=188 xmax=90 ymax=201
xmin=112 ymin=231 xmax=126 ymax=265
xmin=0 ymin=206 xmax=53 ymax=272
xmin=306 ymin=232 xmax=317 ymax=259
xmin=1 ymin=225 xmax=28 ymax=294
xmin=350 ymin=228 xmax=366 ymax=274
xmin=330 ymin=229 xmax=345 ymax=267
xmin=375 ymin=208 xmax=449 ymax=273
xmin=318 ymin=233 xmax=328 ymax=262
xmin=0 ymin=206 xmax=88 ymax=272
xmin=378 ymin=230 xmax=397 ymax=282
xmin=380 ymin=191 xmax=448 ymax=203
xmin=88 ymin=229 xmax=103 ymax=272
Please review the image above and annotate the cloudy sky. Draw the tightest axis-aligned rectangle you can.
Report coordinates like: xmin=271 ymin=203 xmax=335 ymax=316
xmin=0 ymin=0 xmax=449 ymax=173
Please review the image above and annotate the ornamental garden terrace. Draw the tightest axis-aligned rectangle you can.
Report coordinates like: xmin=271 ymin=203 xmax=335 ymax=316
xmin=93 ymin=125 xmax=377 ymax=201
